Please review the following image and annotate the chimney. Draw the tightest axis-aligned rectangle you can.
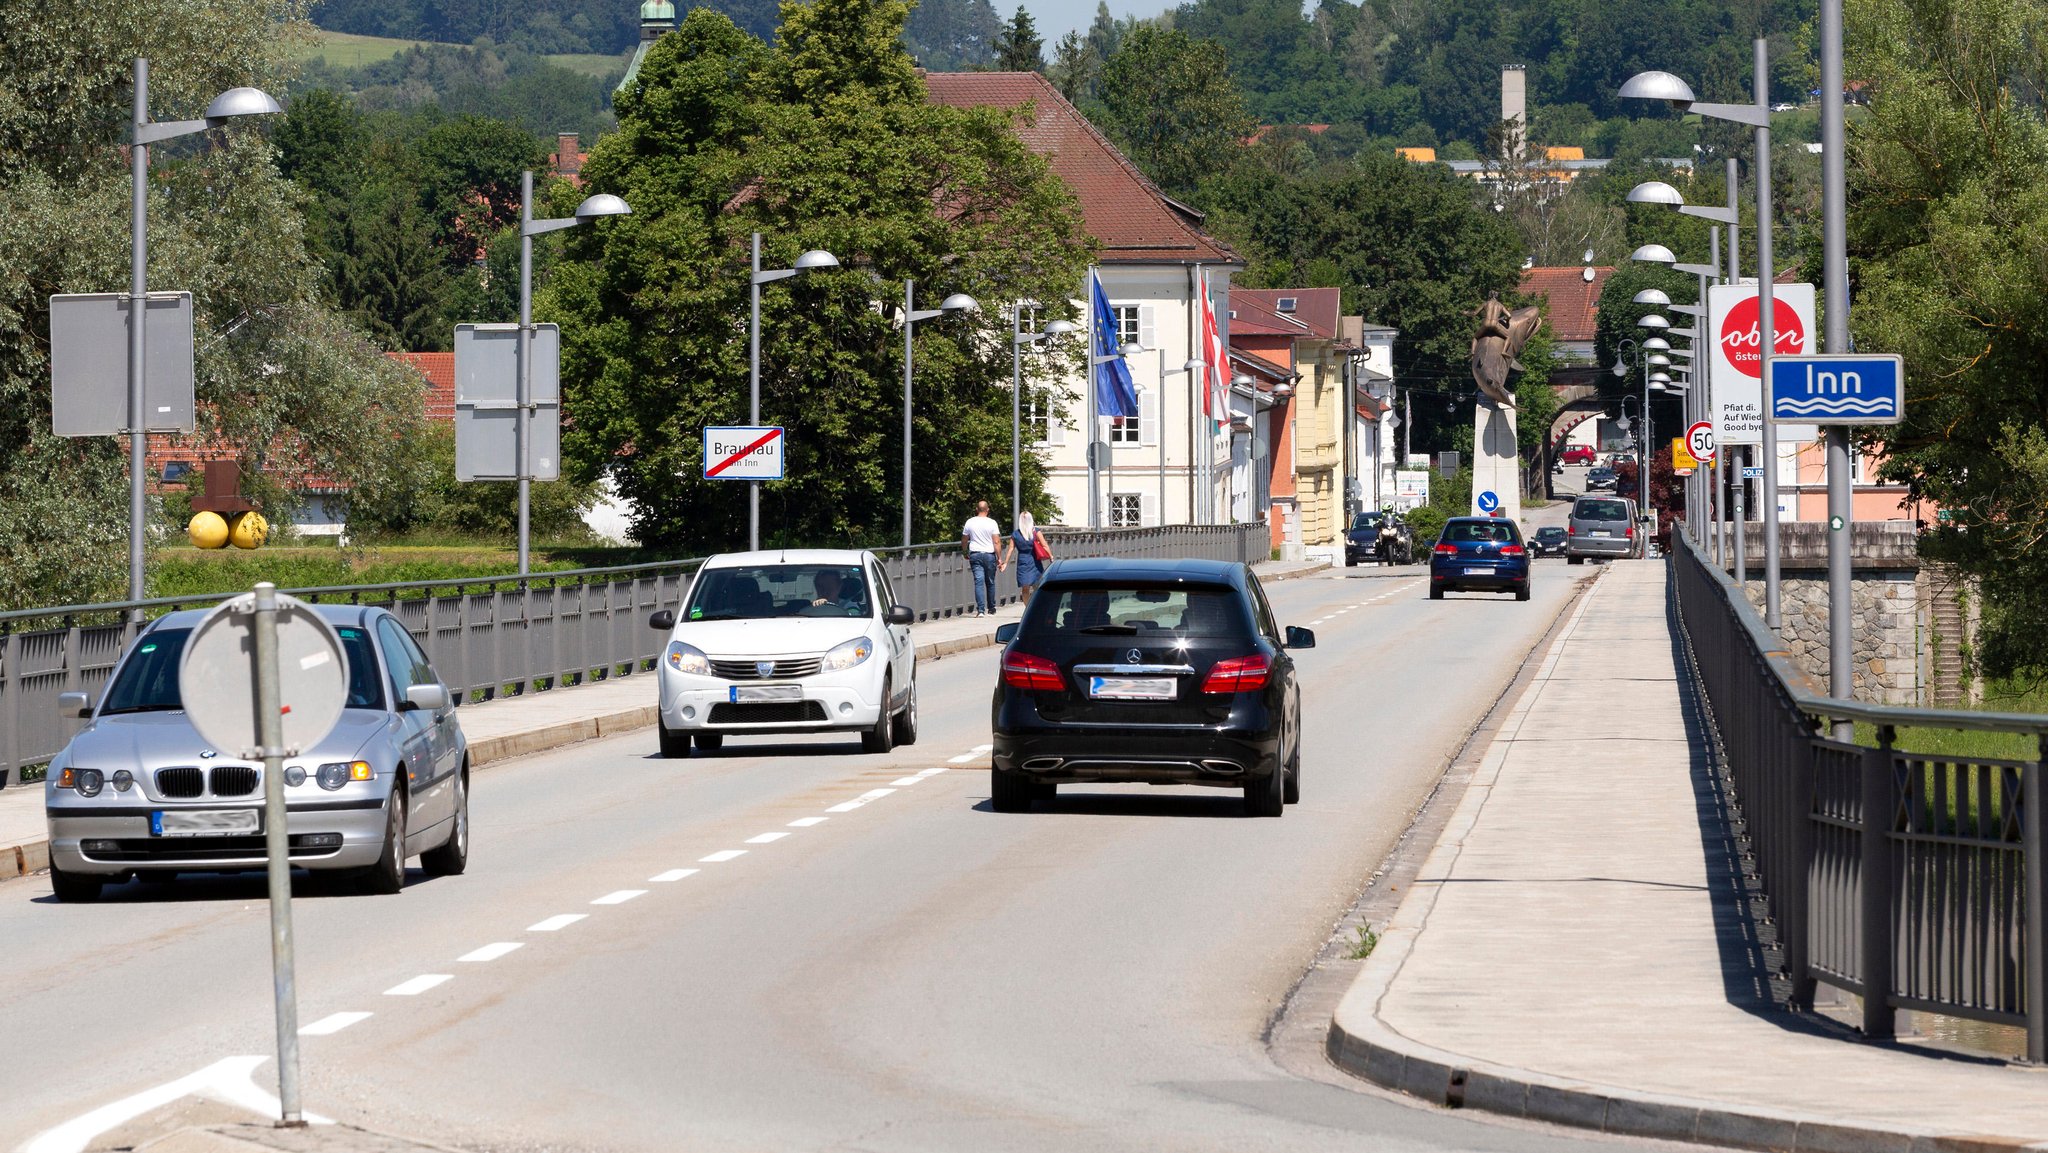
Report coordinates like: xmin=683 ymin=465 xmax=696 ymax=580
xmin=556 ymin=133 xmax=581 ymax=180
xmin=1501 ymin=66 xmax=1527 ymax=160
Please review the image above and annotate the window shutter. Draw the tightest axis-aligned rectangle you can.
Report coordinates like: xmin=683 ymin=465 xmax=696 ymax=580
xmin=1139 ymin=386 xmax=1159 ymax=446
xmin=1048 ymin=399 xmax=1067 ymax=446
xmin=1140 ymin=490 xmax=1158 ymax=527
xmin=1137 ymin=305 xmax=1157 ymax=352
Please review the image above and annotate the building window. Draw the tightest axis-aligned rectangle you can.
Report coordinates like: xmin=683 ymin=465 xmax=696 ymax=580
xmin=1109 ymin=493 xmax=1142 ymax=528
xmin=1018 ymin=304 xmax=1041 ymax=334
xmin=1113 ymin=305 xmax=1140 ymax=351
xmin=1032 ymin=390 xmax=1064 ymax=445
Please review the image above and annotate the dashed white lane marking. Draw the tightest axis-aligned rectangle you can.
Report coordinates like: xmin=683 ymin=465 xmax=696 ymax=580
xmin=826 ymin=787 xmax=896 ymax=813
xmin=298 ymin=1011 xmax=372 ymax=1036
xmin=591 ymin=889 xmax=646 ymax=905
xmin=650 ymin=868 xmax=700 ymax=882
xmin=19 ymin=1055 xmax=332 ymax=1153
xmin=528 ymin=914 xmax=587 ymax=932
xmin=744 ymin=831 xmax=789 ymax=844
xmin=949 ymin=745 xmax=992 ymax=763
xmin=457 ymin=942 xmax=523 ymax=963
xmin=383 ymin=974 xmax=452 ymax=996
xmin=699 ymin=849 xmax=747 ymax=863
xmin=888 ymin=776 xmax=924 ymax=787
xmin=916 ymin=767 xmax=950 ymax=777
xmin=787 ymin=817 xmax=828 ymax=827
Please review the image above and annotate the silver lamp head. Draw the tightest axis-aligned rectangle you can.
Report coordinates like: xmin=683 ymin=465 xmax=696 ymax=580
xmin=1642 ymin=336 xmax=1672 ymax=351
xmin=1618 ymin=70 xmax=1698 ymax=108
xmin=1627 ymin=181 xmax=1687 ymax=207
xmin=1632 ymin=288 xmax=1671 ymax=307
xmin=1647 ymin=353 xmax=1671 ymax=366
xmin=1629 ymin=244 xmax=1678 ymax=265
xmin=1636 ymin=314 xmax=1671 ymax=330
xmin=938 ymin=293 xmax=979 ymax=313
xmin=1042 ymin=320 xmax=1080 ymax=336
xmin=1650 ymin=372 xmax=1673 ymax=384
xmin=793 ymin=249 xmax=840 ymax=272
xmin=1611 ymin=361 xmax=1630 ymax=377
xmin=1118 ymin=341 xmax=1146 ymax=356
xmin=205 ymin=87 xmax=284 ymax=121
xmin=572 ymin=193 xmax=632 ymax=220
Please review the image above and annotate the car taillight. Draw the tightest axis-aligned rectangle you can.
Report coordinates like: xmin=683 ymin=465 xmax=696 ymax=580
xmin=1001 ymin=651 xmax=1065 ymax=692
xmin=1202 ymin=654 xmax=1270 ymax=694
xmin=1625 ymin=524 xmax=1636 ymax=539
xmin=1567 ymin=525 xmax=1575 ymax=535
xmin=1433 ymin=543 xmax=1458 ymax=557
xmin=1499 ymin=544 xmax=1526 ymax=557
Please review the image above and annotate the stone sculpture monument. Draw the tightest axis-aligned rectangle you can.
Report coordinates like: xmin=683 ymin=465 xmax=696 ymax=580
xmin=1468 ymin=292 xmax=1543 ymax=522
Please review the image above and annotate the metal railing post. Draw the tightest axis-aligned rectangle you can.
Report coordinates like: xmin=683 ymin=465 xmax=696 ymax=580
xmin=2027 ymin=742 xmax=2046 ymax=1064
xmin=1861 ymin=724 xmax=1897 ymax=1039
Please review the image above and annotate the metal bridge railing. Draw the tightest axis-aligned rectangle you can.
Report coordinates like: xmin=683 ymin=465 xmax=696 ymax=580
xmin=0 ymin=523 xmax=1266 ymax=787
xmin=1671 ymin=532 xmax=2046 ymax=1062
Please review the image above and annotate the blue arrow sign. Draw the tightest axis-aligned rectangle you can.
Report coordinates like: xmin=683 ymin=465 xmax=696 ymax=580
xmin=1767 ymin=355 xmax=1905 ymax=425
xmin=1476 ymin=490 xmax=1500 ymax=513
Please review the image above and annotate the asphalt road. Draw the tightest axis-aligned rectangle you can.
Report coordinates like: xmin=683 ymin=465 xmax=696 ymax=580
xmin=3 ymin=552 xmax=1696 ymax=1153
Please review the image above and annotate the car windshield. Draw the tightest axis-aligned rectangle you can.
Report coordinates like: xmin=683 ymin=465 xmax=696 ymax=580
xmin=685 ymin=564 xmax=872 ymax=620
xmin=1575 ymin=498 xmax=1631 ymax=521
xmin=1444 ymin=521 xmax=1519 ymax=544
xmin=1025 ymin=584 xmax=1248 ymax=637
xmin=99 ymin=625 xmax=384 ymax=715
xmin=1536 ymin=527 xmax=1565 ymax=539
xmin=1350 ymin=512 xmax=1384 ymax=531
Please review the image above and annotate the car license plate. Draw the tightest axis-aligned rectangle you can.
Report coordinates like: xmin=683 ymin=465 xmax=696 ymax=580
xmin=1464 ymin=566 xmax=1491 ymax=576
xmin=152 ymin=809 xmax=259 ymax=837
xmin=730 ymin=684 xmax=803 ymax=703
xmin=1591 ymin=530 xmax=1611 ymax=537
xmin=1088 ymin=676 xmax=1177 ymax=701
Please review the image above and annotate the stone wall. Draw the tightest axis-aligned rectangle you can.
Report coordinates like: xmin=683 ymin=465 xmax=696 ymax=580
xmin=1718 ymin=521 xmax=1923 ymax=705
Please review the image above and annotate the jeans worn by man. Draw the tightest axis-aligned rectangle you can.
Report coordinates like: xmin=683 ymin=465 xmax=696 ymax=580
xmin=969 ymin=551 xmax=998 ymax=615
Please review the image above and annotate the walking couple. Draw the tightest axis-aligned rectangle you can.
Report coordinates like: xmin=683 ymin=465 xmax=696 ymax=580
xmin=961 ymin=501 xmax=1055 ymax=616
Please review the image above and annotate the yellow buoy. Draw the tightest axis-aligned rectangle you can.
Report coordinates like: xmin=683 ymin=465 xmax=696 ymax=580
xmin=187 ymin=511 xmax=230 ymax=549
xmin=228 ymin=511 xmax=269 ymax=550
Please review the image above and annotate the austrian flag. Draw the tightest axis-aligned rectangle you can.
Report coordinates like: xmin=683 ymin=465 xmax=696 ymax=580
xmin=1197 ymin=272 xmax=1230 ymax=425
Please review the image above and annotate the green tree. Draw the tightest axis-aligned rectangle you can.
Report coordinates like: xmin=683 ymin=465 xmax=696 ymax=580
xmin=1097 ymin=25 xmax=1257 ymax=197
xmin=1047 ymin=31 xmax=1100 ymax=101
xmin=993 ymin=5 xmax=1044 ymax=71
xmin=544 ymin=0 xmax=1092 ymax=552
xmin=902 ymin=0 xmax=1002 ymax=68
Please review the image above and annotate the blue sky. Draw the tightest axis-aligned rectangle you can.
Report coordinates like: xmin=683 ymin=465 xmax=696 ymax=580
xmin=1028 ymin=0 xmax=1172 ymax=42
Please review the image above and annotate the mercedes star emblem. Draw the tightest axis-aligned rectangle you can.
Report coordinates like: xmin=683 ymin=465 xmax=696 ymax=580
xmin=1126 ymin=649 xmax=1143 ymax=665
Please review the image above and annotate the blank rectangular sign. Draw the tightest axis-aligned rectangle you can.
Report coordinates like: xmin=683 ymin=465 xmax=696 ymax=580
xmin=454 ymin=323 xmax=560 ymax=481
xmin=50 ymin=292 xmax=195 ymax=437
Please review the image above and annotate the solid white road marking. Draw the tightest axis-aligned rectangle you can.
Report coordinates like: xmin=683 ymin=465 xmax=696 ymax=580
xmin=527 ymin=914 xmax=587 ymax=932
xmin=699 ymin=849 xmax=747 ymax=863
xmin=19 ymin=1055 xmax=332 ymax=1153
xmin=650 ymin=868 xmax=700 ymax=882
xmin=591 ymin=889 xmax=646 ymax=905
xmin=457 ymin=942 xmax=523 ymax=963
xmin=949 ymin=745 xmax=992 ymax=764
xmin=298 ymin=1011 xmax=372 ymax=1036
xmin=744 ymin=832 xmax=789 ymax=844
xmin=383 ymin=974 xmax=453 ymax=996
xmin=787 ymin=817 xmax=828 ymax=827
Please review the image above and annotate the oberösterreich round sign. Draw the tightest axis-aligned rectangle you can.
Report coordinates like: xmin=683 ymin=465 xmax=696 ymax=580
xmin=179 ymin=592 xmax=349 ymax=758
xmin=1686 ymin=421 xmax=1718 ymax=464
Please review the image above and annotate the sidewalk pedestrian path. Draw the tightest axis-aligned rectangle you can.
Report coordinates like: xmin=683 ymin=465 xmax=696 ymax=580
xmin=1330 ymin=561 xmax=2048 ymax=1151
xmin=2 ymin=557 xmax=1329 ymax=880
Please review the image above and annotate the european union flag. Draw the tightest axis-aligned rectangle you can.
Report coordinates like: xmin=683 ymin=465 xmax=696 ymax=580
xmin=1090 ymin=270 xmax=1138 ymax=419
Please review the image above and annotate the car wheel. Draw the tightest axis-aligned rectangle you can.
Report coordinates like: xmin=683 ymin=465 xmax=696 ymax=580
xmin=990 ymin=769 xmax=1035 ymax=812
xmin=1568 ymin=555 xmax=1584 ymax=566
xmin=1429 ymin=585 xmax=1445 ymax=600
xmin=892 ymin=677 xmax=919 ymax=746
xmin=861 ymin=676 xmax=895 ymax=754
xmin=1282 ymin=737 xmax=1301 ymax=805
xmin=1344 ymin=555 xmax=1356 ymax=568
xmin=1243 ymin=763 xmax=1284 ymax=817
xmin=359 ymin=788 xmax=407 ymax=896
xmin=1515 ymin=581 xmax=1531 ymax=602
xmin=49 ymin=859 xmax=103 ymax=903
xmin=693 ymin=732 xmax=724 ymax=752
xmin=420 ymin=769 xmax=469 ymax=878
xmin=658 ymin=722 xmax=690 ymax=758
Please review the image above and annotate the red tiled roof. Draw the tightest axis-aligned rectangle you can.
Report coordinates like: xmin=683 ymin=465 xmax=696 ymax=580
xmin=1517 ymin=266 xmax=1614 ymax=342
xmin=1232 ymin=287 xmax=1341 ymax=341
xmin=925 ymin=71 xmax=1239 ymax=267
xmin=389 ymin=352 xmax=456 ymax=423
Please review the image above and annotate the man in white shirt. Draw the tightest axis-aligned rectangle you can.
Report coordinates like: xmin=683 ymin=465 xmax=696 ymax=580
xmin=961 ymin=501 xmax=1001 ymax=616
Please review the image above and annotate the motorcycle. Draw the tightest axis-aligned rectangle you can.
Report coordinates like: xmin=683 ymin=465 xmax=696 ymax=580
xmin=1374 ymin=515 xmax=1414 ymax=565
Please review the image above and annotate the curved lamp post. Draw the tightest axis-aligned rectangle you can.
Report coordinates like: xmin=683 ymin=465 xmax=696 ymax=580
xmin=749 ymin=237 xmax=839 ymax=549
xmin=899 ymin=284 xmax=978 ymax=545
xmin=1011 ymin=313 xmax=1079 ymax=522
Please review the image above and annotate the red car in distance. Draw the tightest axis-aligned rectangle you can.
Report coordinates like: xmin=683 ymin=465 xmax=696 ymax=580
xmin=1558 ymin=444 xmax=1597 ymax=465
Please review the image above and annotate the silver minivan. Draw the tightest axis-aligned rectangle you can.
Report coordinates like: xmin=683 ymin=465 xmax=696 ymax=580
xmin=1566 ymin=495 xmax=1639 ymax=562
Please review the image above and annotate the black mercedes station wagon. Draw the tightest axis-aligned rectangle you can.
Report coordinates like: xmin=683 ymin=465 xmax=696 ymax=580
xmin=990 ymin=558 xmax=1314 ymax=817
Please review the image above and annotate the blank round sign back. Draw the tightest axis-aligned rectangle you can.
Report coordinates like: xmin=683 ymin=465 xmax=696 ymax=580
xmin=179 ymin=593 xmax=349 ymax=757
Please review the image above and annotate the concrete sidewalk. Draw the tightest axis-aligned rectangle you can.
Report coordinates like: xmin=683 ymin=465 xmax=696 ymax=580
xmin=2 ymin=557 xmax=1329 ymax=881
xmin=1329 ymin=560 xmax=2048 ymax=1152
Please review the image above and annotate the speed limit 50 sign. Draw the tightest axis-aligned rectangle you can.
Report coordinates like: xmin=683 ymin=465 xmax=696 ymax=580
xmin=1685 ymin=421 xmax=1718 ymax=464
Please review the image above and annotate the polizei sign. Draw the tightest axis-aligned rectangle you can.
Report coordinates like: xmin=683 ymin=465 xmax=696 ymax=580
xmin=1708 ymin=283 xmax=1817 ymax=445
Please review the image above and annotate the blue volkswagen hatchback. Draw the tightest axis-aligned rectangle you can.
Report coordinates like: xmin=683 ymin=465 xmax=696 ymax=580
xmin=1429 ymin=516 xmax=1531 ymax=601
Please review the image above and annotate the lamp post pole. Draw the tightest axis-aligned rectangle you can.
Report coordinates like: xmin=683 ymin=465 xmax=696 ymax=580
xmin=749 ymin=234 xmax=764 ymax=551
xmin=903 ymin=279 xmax=915 ymax=547
xmin=128 ymin=59 xmax=151 ymax=612
xmin=1821 ymin=0 xmax=1853 ymax=727
xmin=1012 ymin=305 xmax=1025 ymax=526
xmin=517 ymin=172 xmax=535 ymax=577
xmin=1753 ymin=37 xmax=1785 ymax=629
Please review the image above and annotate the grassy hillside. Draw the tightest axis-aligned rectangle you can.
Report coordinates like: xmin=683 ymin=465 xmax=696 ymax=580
xmin=296 ymin=29 xmax=434 ymax=68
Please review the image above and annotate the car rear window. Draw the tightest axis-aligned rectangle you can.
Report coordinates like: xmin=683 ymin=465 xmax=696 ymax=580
xmin=99 ymin=626 xmax=384 ymax=715
xmin=1443 ymin=520 xmax=1520 ymax=543
xmin=1024 ymin=583 xmax=1250 ymax=638
xmin=1574 ymin=499 xmax=1630 ymax=521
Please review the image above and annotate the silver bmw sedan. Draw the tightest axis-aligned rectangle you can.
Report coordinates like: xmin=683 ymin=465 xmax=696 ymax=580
xmin=42 ymin=603 xmax=468 ymax=901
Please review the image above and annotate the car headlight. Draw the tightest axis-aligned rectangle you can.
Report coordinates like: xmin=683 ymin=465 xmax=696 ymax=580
xmin=316 ymin=761 xmax=373 ymax=790
xmin=64 ymin=768 xmax=104 ymax=797
xmin=822 ymin=636 xmax=874 ymax=671
xmin=665 ymin=640 xmax=711 ymax=676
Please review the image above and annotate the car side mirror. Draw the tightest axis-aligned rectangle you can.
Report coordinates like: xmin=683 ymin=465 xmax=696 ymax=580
xmin=1284 ymin=626 xmax=1316 ymax=649
xmin=649 ymin=609 xmax=676 ymax=631
xmin=404 ymin=683 xmax=451 ymax=712
xmin=886 ymin=605 xmax=914 ymax=626
xmin=58 ymin=690 xmax=93 ymax=719
xmin=994 ymin=622 xmax=1020 ymax=644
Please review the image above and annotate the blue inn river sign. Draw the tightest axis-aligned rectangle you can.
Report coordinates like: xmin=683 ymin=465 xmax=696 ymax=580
xmin=1766 ymin=354 xmax=1906 ymax=425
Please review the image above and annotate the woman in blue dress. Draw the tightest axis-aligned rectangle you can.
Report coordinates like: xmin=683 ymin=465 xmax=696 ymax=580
xmin=1001 ymin=511 xmax=1053 ymax=604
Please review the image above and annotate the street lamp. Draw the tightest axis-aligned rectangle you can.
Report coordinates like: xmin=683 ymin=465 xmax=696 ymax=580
xmin=1157 ymin=353 xmax=1206 ymax=523
xmin=899 ymin=282 xmax=978 ymax=546
xmin=1010 ymin=311 xmax=1079 ymax=524
xmin=749 ymin=235 xmax=839 ymax=550
xmin=125 ymin=59 xmax=281 ymax=608
xmin=518 ymin=176 xmax=630 ymax=575
xmin=1632 ymin=288 xmax=1671 ymax=307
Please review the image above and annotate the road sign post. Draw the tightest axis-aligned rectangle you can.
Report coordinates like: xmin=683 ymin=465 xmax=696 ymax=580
xmin=179 ymin=586 xmax=348 ymax=1126
xmin=704 ymin=426 xmax=786 ymax=482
